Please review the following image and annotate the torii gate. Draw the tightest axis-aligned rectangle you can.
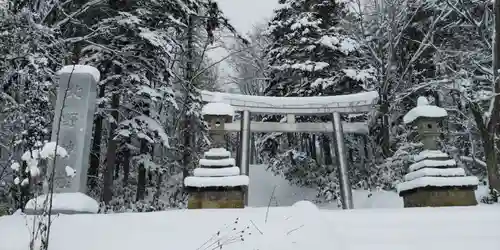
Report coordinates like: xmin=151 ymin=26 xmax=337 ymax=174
xmin=201 ymin=90 xmax=379 ymax=209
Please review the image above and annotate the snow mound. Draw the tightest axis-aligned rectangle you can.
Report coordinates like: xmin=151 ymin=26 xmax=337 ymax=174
xmin=397 ymin=176 xmax=479 ymax=193
xmin=413 ymin=150 xmax=449 ymax=162
xmin=58 ymin=65 xmax=100 ymax=82
xmin=184 ymin=175 xmax=249 ymax=187
xmin=417 ymin=96 xmax=429 ymax=106
xmin=403 ymin=96 xmax=447 ymax=124
xmin=202 ymin=93 xmax=235 ymax=117
xmin=204 ymin=147 xmax=231 ymax=158
xmin=24 ymin=192 xmax=99 ymax=214
xmin=199 ymin=157 xmax=235 ymax=167
xmin=409 ymin=159 xmax=456 ymax=172
xmin=292 ymin=200 xmax=319 ymax=212
xmin=40 ymin=142 xmax=69 ymax=159
xmin=0 ymin=206 xmax=499 ymax=250
xmin=193 ymin=166 xmax=240 ymax=177
xmin=404 ymin=167 xmax=466 ymax=181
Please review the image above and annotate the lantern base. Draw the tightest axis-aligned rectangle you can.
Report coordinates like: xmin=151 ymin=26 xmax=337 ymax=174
xmin=400 ymin=185 xmax=477 ymax=207
xmin=187 ymin=186 xmax=245 ymax=209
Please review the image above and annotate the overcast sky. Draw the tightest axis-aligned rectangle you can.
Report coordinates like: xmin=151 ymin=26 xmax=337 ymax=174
xmin=214 ymin=0 xmax=279 ymax=34
xmin=209 ymin=0 xmax=280 ymax=91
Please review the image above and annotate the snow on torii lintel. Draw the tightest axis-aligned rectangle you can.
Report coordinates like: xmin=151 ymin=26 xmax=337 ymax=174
xmin=200 ymin=90 xmax=378 ymax=114
xmin=201 ymin=93 xmax=235 ymax=117
xmin=57 ymin=65 xmax=101 ymax=82
xmin=403 ymin=96 xmax=447 ymax=124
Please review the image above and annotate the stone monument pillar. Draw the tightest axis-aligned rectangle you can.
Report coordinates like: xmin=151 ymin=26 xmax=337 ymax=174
xmin=397 ymin=96 xmax=478 ymax=207
xmin=184 ymin=97 xmax=249 ymax=209
xmin=25 ymin=65 xmax=100 ymax=214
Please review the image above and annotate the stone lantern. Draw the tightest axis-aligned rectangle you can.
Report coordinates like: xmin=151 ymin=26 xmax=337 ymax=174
xmin=184 ymin=94 xmax=249 ymax=209
xmin=398 ymin=96 xmax=478 ymax=207
xmin=405 ymin=97 xmax=442 ymax=150
xmin=203 ymin=112 xmax=232 ymax=149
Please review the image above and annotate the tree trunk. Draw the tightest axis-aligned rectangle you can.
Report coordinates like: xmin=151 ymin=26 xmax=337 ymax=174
xmin=322 ymin=136 xmax=333 ymax=166
xmin=18 ymin=161 xmax=30 ymax=211
xmin=114 ymin=158 xmax=120 ymax=180
xmin=380 ymin=92 xmax=391 ymax=157
xmin=483 ymin=0 xmax=500 ymax=200
xmin=181 ymin=12 xmax=195 ymax=184
xmin=483 ymin=136 xmax=500 ymax=193
xmin=471 ymin=104 xmax=500 ymax=200
xmin=311 ymin=134 xmax=317 ymax=161
xmin=250 ymin=134 xmax=257 ymax=164
xmin=122 ymin=144 xmax=130 ymax=186
xmin=236 ymin=132 xmax=241 ymax=167
xmin=362 ymin=135 xmax=369 ymax=159
xmin=348 ymin=148 xmax=354 ymax=163
xmin=102 ymin=91 xmax=120 ymax=204
xmin=88 ymin=85 xmax=105 ymax=193
xmin=303 ymin=135 xmax=309 ymax=156
xmin=136 ymin=140 xmax=148 ymax=201
xmin=154 ymin=171 xmax=163 ymax=200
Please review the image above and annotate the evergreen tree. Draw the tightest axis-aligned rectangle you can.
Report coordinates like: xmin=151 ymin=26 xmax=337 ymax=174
xmin=264 ymin=0 xmax=374 ymax=98
xmin=0 ymin=6 xmax=67 ymax=212
xmin=260 ymin=0 xmax=375 ymax=204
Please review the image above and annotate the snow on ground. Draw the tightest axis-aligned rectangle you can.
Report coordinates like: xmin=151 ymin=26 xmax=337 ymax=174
xmin=248 ymin=164 xmax=490 ymax=208
xmin=25 ymin=192 xmax=99 ymax=214
xmin=249 ymin=164 xmax=403 ymax=208
xmin=321 ymin=206 xmax=500 ymax=250
xmin=1 ymin=164 xmax=498 ymax=250
xmin=0 ymin=204 xmax=498 ymax=250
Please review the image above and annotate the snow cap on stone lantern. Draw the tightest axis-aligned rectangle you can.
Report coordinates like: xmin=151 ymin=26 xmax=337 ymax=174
xmin=202 ymin=93 xmax=235 ymax=148
xmin=202 ymin=93 xmax=234 ymax=119
xmin=403 ymin=96 xmax=447 ymax=150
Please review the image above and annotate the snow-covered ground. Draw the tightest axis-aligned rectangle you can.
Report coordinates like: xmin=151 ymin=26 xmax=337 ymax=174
xmin=0 ymin=164 xmax=498 ymax=250
xmin=248 ymin=164 xmax=490 ymax=208
xmin=0 ymin=204 xmax=498 ymax=250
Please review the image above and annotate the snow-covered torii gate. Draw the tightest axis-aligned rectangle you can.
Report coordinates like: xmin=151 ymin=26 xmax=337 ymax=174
xmin=200 ymin=90 xmax=379 ymax=209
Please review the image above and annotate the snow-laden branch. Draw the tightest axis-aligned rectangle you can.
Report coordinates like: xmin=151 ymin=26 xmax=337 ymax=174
xmin=53 ymin=0 xmax=103 ymax=28
xmin=460 ymin=156 xmax=487 ymax=168
xmin=397 ymin=8 xmax=453 ymax=87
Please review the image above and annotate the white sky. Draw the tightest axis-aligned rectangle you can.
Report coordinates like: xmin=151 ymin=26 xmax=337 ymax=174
xmin=209 ymin=0 xmax=280 ymax=91
xmin=214 ymin=0 xmax=280 ymax=34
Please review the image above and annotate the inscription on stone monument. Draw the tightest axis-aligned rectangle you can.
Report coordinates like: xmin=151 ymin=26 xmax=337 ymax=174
xmin=67 ymin=84 xmax=84 ymax=100
xmin=61 ymin=112 xmax=80 ymax=128
xmin=47 ymin=65 xmax=99 ymax=193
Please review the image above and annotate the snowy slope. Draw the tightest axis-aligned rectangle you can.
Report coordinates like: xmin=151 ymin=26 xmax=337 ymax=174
xmin=0 ymin=205 xmax=498 ymax=250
